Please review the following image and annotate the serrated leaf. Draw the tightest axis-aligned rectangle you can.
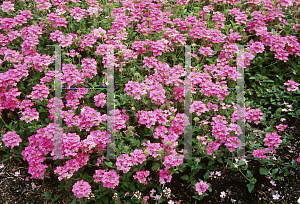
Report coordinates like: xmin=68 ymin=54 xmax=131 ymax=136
xmin=44 ymin=192 xmax=52 ymax=200
xmin=180 ymin=175 xmax=189 ymax=181
xmin=152 ymin=162 xmax=161 ymax=171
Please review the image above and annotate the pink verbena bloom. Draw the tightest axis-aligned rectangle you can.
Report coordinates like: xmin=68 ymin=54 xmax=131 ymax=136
xmin=133 ymin=170 xmax=150 ymax=185
xmin=93 ymin=169 xmax=120 ymax=189
xmin=189 ymin=101 xmax=209 ymax=116
xmin=72 ymin=180 xmax=92 ymax=199
xmin=195 ymin=181 xmax=210 ymax=196
xmin=263 ymin=132 xmax=282 ymax=154
xmin=2 ymin=131 xmax=22 ymax=149
xmin=297 ymin=153 xmax=300 ymax=163
xmin=1 ymin=1 xmax=15 ymax=12
xmin=253 ymin=149 xmax=267 ymax=159
xmin=284 ymin=80 xmax=299 ymax=92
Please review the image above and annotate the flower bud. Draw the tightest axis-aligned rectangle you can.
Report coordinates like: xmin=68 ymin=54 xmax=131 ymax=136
xmin=128 ymin=126 xmax=135 ymax=131
xmin=184 ymin=33 xmax=189 ymax=37
xmin=170 ymin=116 xmax=175 ymax=120
xmin=193 ymin=117 xmax=200 ymax=122
xmin=166 ymin=141 xmax=172 ymax=146
xmin=147 ymin=18 xmax=152 ymax=21
xmin=144 ymin=150 xmax=150 ymax=155
xmin=165 ymin=74 xmax=169 ymax=77
xmin=134 ymin=73 xmax=140 ymax=77
xmin=195 ymin=158 xmax=200 ymax=163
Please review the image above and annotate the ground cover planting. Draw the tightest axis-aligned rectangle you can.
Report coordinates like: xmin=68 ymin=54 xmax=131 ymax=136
xmin=0 ymin=0 xmax=300 ymax=203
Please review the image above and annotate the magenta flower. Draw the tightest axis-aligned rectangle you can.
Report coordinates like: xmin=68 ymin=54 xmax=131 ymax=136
xmin=2 ymin=131 xmax=22 ymax=149
xmin=72 ymin=180 xmax=92 ymax=199
xmin=195 ymin=181 xmax=210 ymax=196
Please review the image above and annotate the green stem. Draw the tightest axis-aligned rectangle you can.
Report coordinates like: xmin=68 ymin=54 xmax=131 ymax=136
xmin=1 ymin=117 xmax=8 ymax=127
xmin=239 ymin=169 xmax=250 ymax=182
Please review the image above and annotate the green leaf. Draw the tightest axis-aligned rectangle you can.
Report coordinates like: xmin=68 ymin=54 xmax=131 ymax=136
xmin=53 ymin=195 xmax=61 ymax=202
xmin=246 ymin=170 xmax=253 ymax=179
xmin=247 ymin=183 xmax=255 ymax=193
xmin=203 ymin=171 xmax=210 ymax=180
xmin=44 ymin=192 xmax=52 ymax=200
xmin=71 ymin=198 xmax=77 ymax=204
xmin=129 ymin=183 xmax=135 ymax=192
xmin=272 ymin=168 xmax=279 ymax=175
xmin=152 ymin=162 xmax=161 ymax=171
xmin=180 ymin=175 xmax=189 ymax=181
xmin=103 ymin=196 xmax=109 ymax=204
xmin=259 ymin=167 xmax=268 ymax=175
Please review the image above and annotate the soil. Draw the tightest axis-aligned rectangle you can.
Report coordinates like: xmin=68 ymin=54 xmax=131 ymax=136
xmin=0 ymin=113 xmax=299 ymax=204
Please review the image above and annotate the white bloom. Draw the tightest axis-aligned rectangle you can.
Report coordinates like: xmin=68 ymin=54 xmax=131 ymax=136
xmin=31 ymin=182 xmax=36 ymax=189
xmin=215 ymin=171 xmax=221 ymax=176
xmin=273 ymin=194 xmax=280 ymax=200
xmin=14 ymin=171 xmax=20 ymax=177
xmin=270 ymin=180 xmax=276 ymax=186
xmin=155 ymin=194 xmax=161 ymax=201
xmin=0 ymin=163 xmax=4 ymax=169
xmin=297 ymin=197 xmax=300 ymax=203
xmin=282 ymin=108 xmax=288 ymax=112
xmin=220 ymin=191 xmax=226 ymax=198
xmin=280 ymin=118 xmax=286 ymax=122
xmin=168 ymin=200 xmax=175 ymax=204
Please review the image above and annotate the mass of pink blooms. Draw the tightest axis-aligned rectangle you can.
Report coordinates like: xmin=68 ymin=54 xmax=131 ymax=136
xmin=0 ymin=0 xmax=299 ymax=201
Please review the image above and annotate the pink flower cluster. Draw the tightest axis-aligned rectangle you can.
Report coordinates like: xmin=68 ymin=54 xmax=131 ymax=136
xmin=189 ymin=101 xmax=210 ymax=116
xmin=107 ymin=109 xmax=129 ymax=133
xmin=133 ymin=170 xmax=150 ymax=185
xmin=1 ymin=1 xmax=14 ymax=12
xmin=2 ymin=131 xmax=22 ymax=149
xmin=124 ymin=81 xmax=149 ymax=100
xmin=275 ymin=124 xmax=288 ymax=131
xmin=263 ymin=132 xmax=282 ymax=154
xmin=80 ymin=58 xmax=98 ymax=80
xmin=79 ymin=106 xmax=107 ymax=131
xmin=116 ymin=149 xmax=147 ymax=174
xmin=61 ymin=63 xmax=85 ymax=87
xmin=70 ymin=7 xmax=87 ymax=22
xmin=27 ymin=84 xmax=50 ymax=101
xmin=94 ymin=92 xmax=106 ymax=108
xmin=158 ymin=168 xmax=172 ymax=185
xmin=253 ymin=149 xmax=267 ymax=159
xmin=93 ymin=169 xmax=120 ymax=189
xmin=284 ymin=80 xmax=299 ymax=92
xmin=72 ymin=180 xmax=92 ymax=199
xmin=195 ymin=181 xmax=210 ymax=196
xmin=231 ymin=107 xmax=264 ymax=125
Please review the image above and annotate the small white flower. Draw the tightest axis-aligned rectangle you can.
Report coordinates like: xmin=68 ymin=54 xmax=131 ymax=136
xmin=220 ymin=191 xmax=226 ymax=198
xmin=31 ymin=182 xmax=36 ymax=189
xmin=282 ymin=108 xmax=288 ymax=112
xmin=234 ymin=164 xmax=238 ymax=168
xmin=280 ymin=118 xmax=286 ymax=122
xmin=231 ymin=198 xmax=236 ymax=203
xmin=168 ymin=200 xmax=175 ymax=204
xmin=14 ymin=171 xmax=20 ymax=177
xmin=297 ymin=197 xmax=300 ymax=203
xmin=215 ymin=171 xmax=221 ymax=176
xmin=0 ymin=164 xmax=4 ymax=169
xmin=270 ymin=180 xmax=276 ymax=186
xmin=155 ymin=194 xmax=161 ymax=201
xmin=273 ymin=193 xmax=280 ymax=200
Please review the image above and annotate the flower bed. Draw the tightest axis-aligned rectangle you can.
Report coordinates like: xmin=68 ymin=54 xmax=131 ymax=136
xmin=0 ymin=0 xmax=300 ymax=203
